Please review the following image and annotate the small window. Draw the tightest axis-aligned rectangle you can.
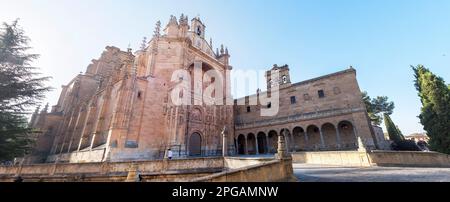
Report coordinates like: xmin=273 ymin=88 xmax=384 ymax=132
xmin=290 ymin=96 xmax=296 ymax=104
xmin=267 ymin=102 xmax=272 ymax=108
xmin=318 ymin=90 xmax=325 ymax=98
xmin=137 ymin=91 xmax=142 ymax=99
xmin=246 ymin=106 xmax=251 ymax=113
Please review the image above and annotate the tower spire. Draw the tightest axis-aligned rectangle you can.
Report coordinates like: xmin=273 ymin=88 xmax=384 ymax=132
xmin=153 ymin=20 xmax=161 ymax=37
xmin=140 ymin=37 xmax=147 ymax=51
xmin=220 ymin=44 xmax=224 ymax=55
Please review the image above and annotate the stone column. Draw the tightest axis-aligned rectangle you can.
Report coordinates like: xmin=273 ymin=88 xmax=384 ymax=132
xmin=255 ymin=137 xmax=259 ymax=155
xmin=353 ymin=126 xmax=359 ymax=149
xmin=244 ymin=136 xmax=248 ymax=155
xmin=266 ymin=135 xmax=270 ymax=154
xmin=222 ymin=127 xmax=227 ymax=157
xmin=335 ymin=127 xmax=342 ymax=149
xmin=290 ymin=132 xmax=295 ymax=152
xmin=319 ymin=129 xmax=325 ymax=149
xmin=304 ymin=132 xmax=309 ymax=151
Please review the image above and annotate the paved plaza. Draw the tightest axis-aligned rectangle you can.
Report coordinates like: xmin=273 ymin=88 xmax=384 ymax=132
xmin=294 ymin=164 xmax=450 ymax=182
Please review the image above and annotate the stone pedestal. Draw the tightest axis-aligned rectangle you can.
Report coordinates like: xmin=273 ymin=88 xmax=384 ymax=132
xmin=276 ymin=134 xmax=291 ymax=160
xmin=125 ymin=163 xmax=139 ymax=182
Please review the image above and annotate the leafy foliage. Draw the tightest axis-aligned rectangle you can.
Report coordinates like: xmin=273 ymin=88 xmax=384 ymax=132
xmin=0 ymin=19 xmax=51 ymax=161
xmin=412 ymin=65 xmax=450 ymax=154
xmin=362 ymin=91 xmax=395 ymax=126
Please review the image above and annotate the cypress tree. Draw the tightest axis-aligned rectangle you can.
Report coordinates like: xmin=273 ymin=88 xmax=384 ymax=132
xmin=412 ymin=65 xmax=450 ymax=154
xmin=384 ymin=113 xmax=405 ymax=143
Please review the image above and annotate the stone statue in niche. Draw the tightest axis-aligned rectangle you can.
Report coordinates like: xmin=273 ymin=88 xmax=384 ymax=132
xmin=191 ymin=108 xmax=202 ymax=121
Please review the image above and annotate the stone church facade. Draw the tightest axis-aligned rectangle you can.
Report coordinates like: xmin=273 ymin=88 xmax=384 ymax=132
xmin=25 ymin=15 xmax=378 ymax=164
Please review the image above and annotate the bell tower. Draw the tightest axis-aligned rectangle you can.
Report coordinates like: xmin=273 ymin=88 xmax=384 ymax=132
xmin=266 ymin=64 xmax=291 ymax=89
xmin=191 ymin=16 xmax=206 ymax=38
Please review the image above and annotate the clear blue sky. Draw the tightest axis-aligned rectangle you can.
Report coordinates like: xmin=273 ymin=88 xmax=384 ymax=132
xmin=1 ymin=0 xmax=449 ymax=135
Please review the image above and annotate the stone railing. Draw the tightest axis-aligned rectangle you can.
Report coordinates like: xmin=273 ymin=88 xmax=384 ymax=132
xmin=191 ymin=158 xmax=296 ymax=182
xmin=0 ymin=157 xmax=225 ymax=181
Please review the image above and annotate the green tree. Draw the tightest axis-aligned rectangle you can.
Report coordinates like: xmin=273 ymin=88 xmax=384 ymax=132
xmin=362 ymin=91 xmax=395 ymax=126
xmin=412 ymin=65 xmax=450 ymax=154
xmin=383 ymin=113 xmax=405 ymax=143
xmin=0 ymin=20 xmax=51 ymax=161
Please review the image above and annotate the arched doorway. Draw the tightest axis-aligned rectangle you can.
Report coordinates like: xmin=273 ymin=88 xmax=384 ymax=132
xmin=293 ymin=127 xmax=306 ymax=151
xmin=189 ymin=132 xmax=202 ymax=156
xmin=237 ymin=134 xmax=246 ymax=155
xmin=268 ymin=130 xmax=278 ymax=154
xmin=306 ymin=125 xmax=321 ymax=150
xmin=257 ymin=132 xmax=267 ymax=154
xmin=247 ymin=133 xmax=257 ymax=155
xmin=338 ymin=121 xmax=357 ymax=150
xmin=321 ymin=123 xmax=337 ymax=150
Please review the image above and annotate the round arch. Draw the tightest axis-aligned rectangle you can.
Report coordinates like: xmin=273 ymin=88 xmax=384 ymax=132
xmin=257 ymin=132 xmax=267 ymax=154
xmin=321 ymin=123 xmax=338 ymax=150
xmin=268 ymin=130 xmax=278 ymax=154
xmin=247 ymin=133 xmax=257 ymax=155
xmin=292 ymin=127 xmax=306 ymax=151
xmin=280 ymin=128 xmax=291 ymax=151
xmin=237 ymin=134 xmax=247 ymax=155
xmin=338 ymin=120 xmax=357 ymax=150
xmin=306 ymin=125 xmax=321 ymax=150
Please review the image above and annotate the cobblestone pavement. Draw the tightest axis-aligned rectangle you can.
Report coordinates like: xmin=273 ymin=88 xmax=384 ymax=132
xmin=294 ymin=164 xmax=450 ymax=182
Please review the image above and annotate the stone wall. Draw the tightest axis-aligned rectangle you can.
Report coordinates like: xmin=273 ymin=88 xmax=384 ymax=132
xmin=369 ymin=151 xmax=450 ymax=167
xmin=0 ymin=157 xmax=224 ymax=182
xmin=224 ymin=157 xmax=274 ymax=169
xmin=292 ymin=151 xmax=450 ymax=168
xmin=192 ymin=159 xmax=295 ymax=182
xmin=0 ymin=156 xmax=295 ymax=182
xmin=46 ymin=149 xmax=106 ymax=163
xmin=292 ymin=151 xmax=372 ymax=167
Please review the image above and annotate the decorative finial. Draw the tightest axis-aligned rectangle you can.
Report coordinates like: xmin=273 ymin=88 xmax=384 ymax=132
xmin=210 ymin=38 xmax=213 ymax=47
xmin=179 ymin=13 xmax=184 ymax=24
xmin=127 ymin=43 xmax=132 ymax=53
xmin=34 ymin=105 xmax=41 ymax=114
xmin=154 ymin=21 xmax=161 ymax=37
xmin=140 ymin=37 xmax=147 ymax=51
xmin=179 ymin=13 xmax=188 ymax=26
xmin=220 ymin=44 xmax=224 ymax=55
xmin=41 ymin=103 xmax=49 ymax=113
xmin=168 ymin=15 xmax=178 ymax=26
xmin=216 ymin=48 xmax=219 ymax=56
xmin=225 ymin=47 xmax=228 ymax=55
